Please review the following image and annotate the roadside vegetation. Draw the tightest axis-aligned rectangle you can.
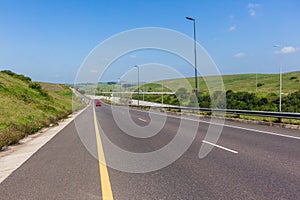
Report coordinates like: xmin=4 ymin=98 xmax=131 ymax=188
xmin=86 ymin=71 xmax=300 ymax=111
xmin=128 ymin=89 xmax=300 ymax=112
xmin=87 ymin=71 xmax=300 ymax=125
xmin=0 ymin=70 xmax=84 ymax=150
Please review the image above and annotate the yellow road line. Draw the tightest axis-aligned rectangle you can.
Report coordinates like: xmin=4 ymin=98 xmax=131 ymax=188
xmin=93 ymin=105 xmax=114 ymax=200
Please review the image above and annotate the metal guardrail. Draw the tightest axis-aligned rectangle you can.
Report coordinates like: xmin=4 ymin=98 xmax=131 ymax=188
xmin=97 ymin=96 xmax=300 ymax=120
xmin=100 ymin=92 xmax=176 ymax=95
xmin=134 ymin=105 xmax=300 ymax=120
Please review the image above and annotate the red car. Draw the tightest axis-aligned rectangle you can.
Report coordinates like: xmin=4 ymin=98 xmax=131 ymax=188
xmin=95 ymin=101 xmax=101 ymax=107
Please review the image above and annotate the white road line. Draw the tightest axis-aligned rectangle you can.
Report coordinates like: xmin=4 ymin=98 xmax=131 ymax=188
xmin=113 ymin=105 xmax=300 ymax=140
xmin=209 ymin=122 xmax=300 ymax=140
xmin=180 ymin=116 xmax=300 ymax=140
xmin=138 ymin=118 xmax=147 ymax=122
xmin=202 ymin=140 xmax=238 ymax=154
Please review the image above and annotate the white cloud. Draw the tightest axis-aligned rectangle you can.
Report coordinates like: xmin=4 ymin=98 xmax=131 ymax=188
xmin=233 ymin=52 xmax=246 ymax=58
xmin=129 ymin=54 xmax=136 ymax=58
xmin=229 ymin=25 xmax=236 ymax=31
xmin=275 ymin=46 xmax=298 ymax=54
xmin=229 ymin=15 xmax=234 ymax=20
xmin=247 ymin=3 xmax=260 ymax=17
xmin=249 ymin=9 xmax=256 ymax=16
xmin=248 ymin=3 xmax=260 ymax=8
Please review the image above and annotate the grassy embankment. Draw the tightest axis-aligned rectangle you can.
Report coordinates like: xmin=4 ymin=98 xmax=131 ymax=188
xmin=0 ymin=70 xmax=84 ymax=149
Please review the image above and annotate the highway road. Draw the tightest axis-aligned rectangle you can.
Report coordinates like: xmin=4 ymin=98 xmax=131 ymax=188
xmin=0 ymin=102 xmax=300 ymax=199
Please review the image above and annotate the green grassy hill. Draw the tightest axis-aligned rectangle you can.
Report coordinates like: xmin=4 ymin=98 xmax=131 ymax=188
xmin=0 ymin=70 xmax=83 ymax=149
xmin=83 ymin=71 xmax=300 ymax=96
xmin=142 ymin=71 xmax=300 ymax=96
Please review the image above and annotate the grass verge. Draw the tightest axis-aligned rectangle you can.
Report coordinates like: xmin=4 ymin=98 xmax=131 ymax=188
xmin=0 ymin=71 xmax=86 ymax=150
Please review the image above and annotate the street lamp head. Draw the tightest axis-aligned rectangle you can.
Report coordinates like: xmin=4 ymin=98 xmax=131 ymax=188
xmin=186 ymin=16 xmax=195 ymax=21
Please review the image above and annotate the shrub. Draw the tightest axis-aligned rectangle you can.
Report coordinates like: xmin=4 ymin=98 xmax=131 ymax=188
xmin=257 ymin=83 xmax=264 ymax=87
xmin=176 ymin=88 xmax=189 ymax=100
xmin=1 ymin=70 xmax=31 ymax=82
xmin=290 ymin=76 xmax=298 ymax=80
xmin=29 ymin=82 xmax=49 ymax=98
xmin=29 ymin=82 xmax=42 ymax=90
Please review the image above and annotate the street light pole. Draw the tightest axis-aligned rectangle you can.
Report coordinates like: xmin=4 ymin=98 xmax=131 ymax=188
xmin=162 ymin=80 xmax=164 ymax=106
xmin=118 ymin=77 xmax=121 ymax=98
xmin=186 ymin=16 xmax=199 ymax=102
xmin=142 ymin=83 xmax=144 ymax=101
xmin=134 ymin=65 xmax=140 ymax=106
xmin=279 ymin=61 xmax=282 ymax=112
xmin=256 ymin=72 xmax=258 ymax=92
xmin=274 ymin=45 xmax=282 ymax=112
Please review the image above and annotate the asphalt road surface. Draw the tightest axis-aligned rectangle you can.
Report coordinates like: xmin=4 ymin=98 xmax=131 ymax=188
xmin=0 ymin=102 xmax=299 ymax=199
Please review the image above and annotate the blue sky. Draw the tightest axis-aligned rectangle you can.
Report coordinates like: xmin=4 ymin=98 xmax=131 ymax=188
xmin=0 ymin=0 xmax=299 ymax=83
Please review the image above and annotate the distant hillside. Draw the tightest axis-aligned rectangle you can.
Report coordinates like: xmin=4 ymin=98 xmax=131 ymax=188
xmin=0 ymin=70 xmax=83 ymax=149
xmin=147 ymin=71 xmax=300 ymax=96
xmin=83 ymin=71 xmax=300 ymax=97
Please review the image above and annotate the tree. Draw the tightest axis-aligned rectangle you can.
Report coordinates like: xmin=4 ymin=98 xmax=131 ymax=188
xmin=176 ymin=88 xmax=188 ymax=100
